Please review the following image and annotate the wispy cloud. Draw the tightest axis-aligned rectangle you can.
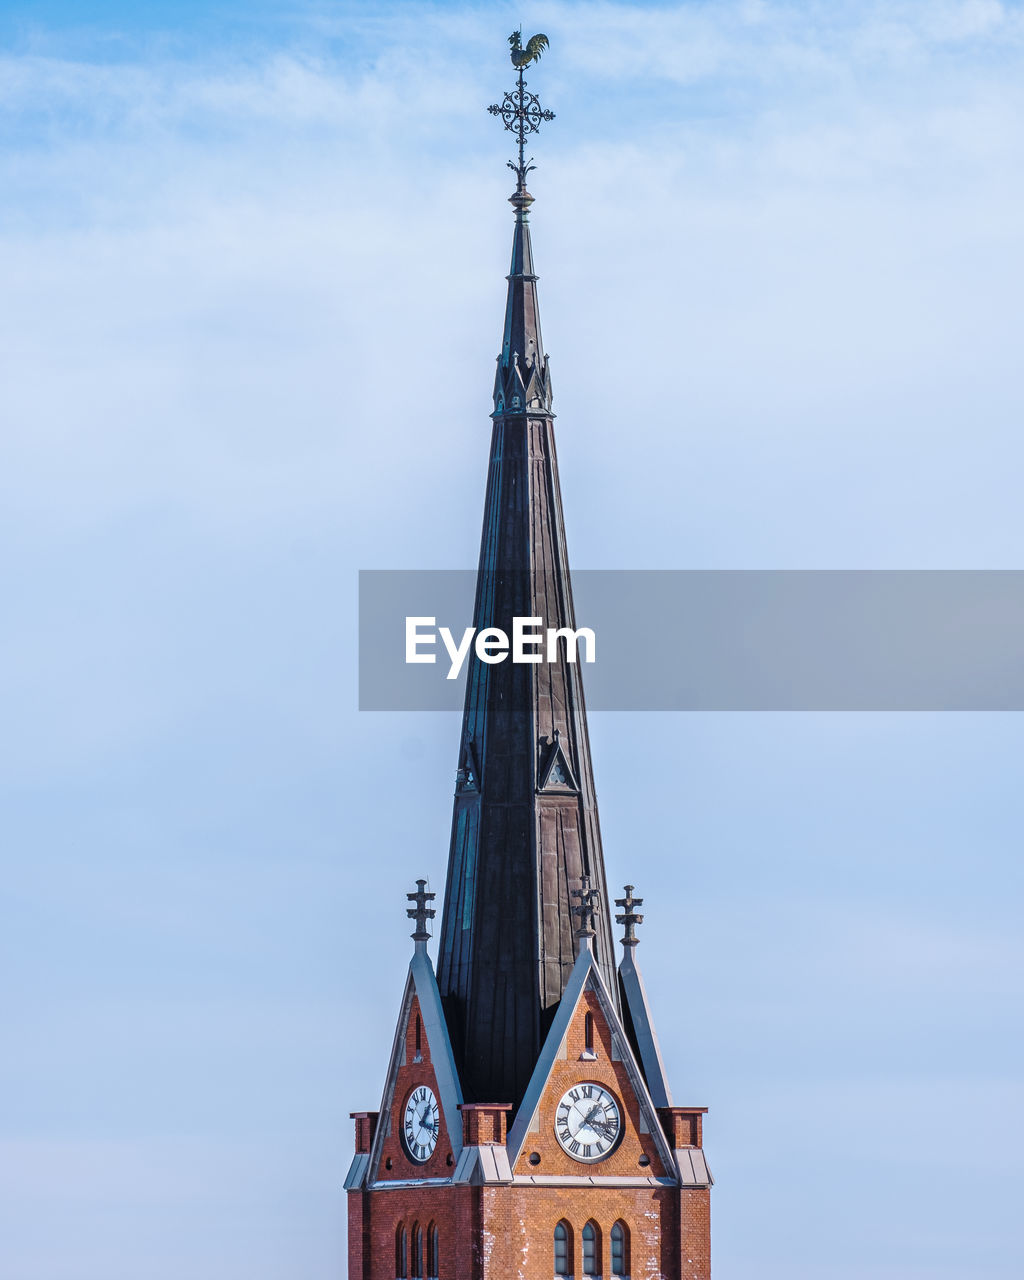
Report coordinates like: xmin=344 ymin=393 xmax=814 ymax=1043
xmin=2 ymin=6 xmax=1023 ymax=1279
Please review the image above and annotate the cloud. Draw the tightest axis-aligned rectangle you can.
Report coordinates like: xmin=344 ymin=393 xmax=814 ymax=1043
xmin=2 ymin=6 xmax=1023 ymax=1279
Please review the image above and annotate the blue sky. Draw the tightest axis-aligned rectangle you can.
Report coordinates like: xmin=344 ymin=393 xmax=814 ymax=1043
xmin=2 ymin=3 xmax=1023 ymax=1278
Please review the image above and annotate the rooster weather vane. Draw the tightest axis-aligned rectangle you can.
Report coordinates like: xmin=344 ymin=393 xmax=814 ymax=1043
xmin=488 ymin=30 xmax=555 ymax=190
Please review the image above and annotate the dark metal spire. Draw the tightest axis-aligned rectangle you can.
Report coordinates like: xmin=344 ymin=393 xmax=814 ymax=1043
xmin=436 ymin=35 xmax=618 ymax=1110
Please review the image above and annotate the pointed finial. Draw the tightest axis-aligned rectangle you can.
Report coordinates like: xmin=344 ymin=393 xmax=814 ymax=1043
xmin=487 ymin=32 xmax=555 ymax=196
xmin=614 ymin=885 xmax=644 ymax=948
xmin=571 ymin=874 xmax=602 ymax=943
xmin=407 ymin=878 xmax=436 ymax=943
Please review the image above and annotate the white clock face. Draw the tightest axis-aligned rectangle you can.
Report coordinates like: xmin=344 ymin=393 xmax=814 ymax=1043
xmin=554 ymin=1082 xmax=622 ymax=1162
xmin=402 ymin=1085 xmax=439 ymax=1163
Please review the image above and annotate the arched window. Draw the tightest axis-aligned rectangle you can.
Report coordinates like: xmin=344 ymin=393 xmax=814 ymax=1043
xmin=582 ymin=1220 xmax=601 ymax=1276
xmin=411 ymin=1222 xmax=423 ymax=1278
xmin=611 ymin=1220 xmax=629 ymax=1276
xmin=426 ymin=1222 xmax=439 ymax=1279
xmin=554 ymin=1220 xmax=572 ymax=1276
xmin=395 ymin=1225 xmax=408 ymax=1279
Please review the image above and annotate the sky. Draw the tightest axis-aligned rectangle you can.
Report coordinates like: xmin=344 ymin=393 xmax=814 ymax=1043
xmin=1 ymin=2 xmax=1023 ymax=1278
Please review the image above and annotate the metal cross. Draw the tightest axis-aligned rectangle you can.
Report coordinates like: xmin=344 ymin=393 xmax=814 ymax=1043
xmin=614 ymin=885 xmax=644 ymax=948
xmin=407 ymin=878 xmax=436 ymax=941
xmin=488 ymin=43 xmax=555 ymax=190
xmin=571 ymin=874 xmax=602 ymax=940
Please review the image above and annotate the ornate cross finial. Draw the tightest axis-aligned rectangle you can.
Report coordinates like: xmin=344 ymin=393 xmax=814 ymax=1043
xmin=407 ymin=878 xmax=436 ymax=943
xmin=614 ymin=885 xmax=644 ymax=948
xmin=488 ymin=31 xmax=555 ymax=192
xmin=571 ymin=874 xmax=602 ymax=941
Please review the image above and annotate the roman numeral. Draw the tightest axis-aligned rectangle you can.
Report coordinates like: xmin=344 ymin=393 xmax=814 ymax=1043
xmin=569 ymin=1088 xmax=580 ymax=1102
xmin=569 ymin=1139 xmax=581 ymax=1154
xmin=558 ymin=1101 xmax=569 ymax=1113
xmin=596 ymin=1141 xmax=605 ymax=1153
xmin=582 ymin=1145 xmax=592 ymax=1158
xmin=581 ymin=1085 xmax=593 ymax=1098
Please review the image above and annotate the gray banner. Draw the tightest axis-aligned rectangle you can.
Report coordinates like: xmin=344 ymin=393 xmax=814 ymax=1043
xmin=358 ymin=570 xmax=1024 ymax=711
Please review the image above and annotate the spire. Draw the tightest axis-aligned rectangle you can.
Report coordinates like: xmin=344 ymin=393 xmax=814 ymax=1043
xmin=488 ymin=33 xmax=555 ymax=420
xmin=436 ymin=36 xmax=618 ymax=1110
xmin=492 ymin=181 xmax=552 ymax=418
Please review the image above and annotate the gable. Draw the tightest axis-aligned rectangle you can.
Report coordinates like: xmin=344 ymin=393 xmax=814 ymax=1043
xmin=366 ymin=967 xmax=463 ymax=1185
xmin=508 ymin=961 xmax=674 ymax=1181
xmin=538 ymin=733 xmax=579 ymax=792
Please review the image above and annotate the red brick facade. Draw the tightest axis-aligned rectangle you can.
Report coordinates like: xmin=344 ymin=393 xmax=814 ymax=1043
xmin=371 ymin=995 xmax=456 ymax=1183
xmin=510 ymin=988 xmax=669 ymax=1180
xmin=347 ymin=978 xmax=711 ymax=1280
xmin=348 ymin=1182 xmax=710 ymax=1280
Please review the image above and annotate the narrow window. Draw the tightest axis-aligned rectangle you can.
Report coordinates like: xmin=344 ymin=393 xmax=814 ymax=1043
xmin=427 ymin=1222 xmax=439 ymax=1279
xmin=582 ymin=1220 xmax=600 ymax=1276
xmin=554 ymin=1220 xmax=572 ymax=1276
xmin=611 ymin=1220 xmax=629 ymax=1276
xmin=414 ymin=1014 xmax=422 ymax=1060
xmin=395 ymin=1225 xmax=408 ymax=1279
xmin=411 ymin=1222 xmax=423 ymax=1278
xmin=584 ymin=1011 xmax=594 ymax=1052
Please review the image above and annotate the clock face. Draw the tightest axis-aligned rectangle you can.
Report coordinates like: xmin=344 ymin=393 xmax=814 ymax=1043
xmin=402 ymin=1085 xmax=439 ymax=1163
xmin=554 ymin=1082 xmax=622 ymax=1162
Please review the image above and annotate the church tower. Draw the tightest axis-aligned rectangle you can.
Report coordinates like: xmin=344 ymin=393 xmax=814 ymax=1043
xmin=346 ymin=34 xmax=712 ymax=1280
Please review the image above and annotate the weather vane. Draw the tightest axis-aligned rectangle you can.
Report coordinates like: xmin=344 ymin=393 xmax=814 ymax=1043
xmin=487 ymin=30 xmax=555 ymax=190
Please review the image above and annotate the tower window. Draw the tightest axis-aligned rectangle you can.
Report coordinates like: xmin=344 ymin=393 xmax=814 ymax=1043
xmin=554 ymin=1220 xmax=572 ymax=1276
xmin=427 ymin=1223 xmax=439 ymax=1279
xmin=611 ymin=1220 xmax=629 ymax=1276
xmin=584 ymin=1011 xmax=594 ymax=1053
xmin=395 ymin=1225 xmax=408 ymax=1279
xmin=582 ymin=1220 xmax=600 ymax=1276
xmin=411 ymin=1222 xmax=423 ymax=1278
xmin=414 ymin=1014 xmax=422 ymax=1061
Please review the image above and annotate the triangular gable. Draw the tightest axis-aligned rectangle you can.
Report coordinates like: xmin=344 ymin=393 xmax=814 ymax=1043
xmin=538 ymin=732 xmax=579 ymax=792
xmin=506 ymin=945 xmax=677 ymax=1179
xmin=619 ymin=947 xmax=673 ymax=1109
xmin=364 ymin=949 xmax=463 ymax=1186
xmin=456 ymin=739 xmax=481 ymax=793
